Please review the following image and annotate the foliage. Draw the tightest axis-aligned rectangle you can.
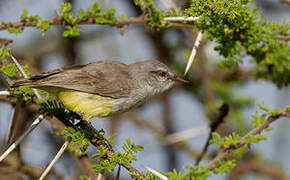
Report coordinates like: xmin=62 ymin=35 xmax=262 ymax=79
xmin=0 ymin=48 xmax=36 ymax=103
xmin=60 ymin=2 xmax=117 ymax=37
xmin=184 ymin=0 xmax=290 ymax=87
xmin=213 ymin=160 xmax=236 ymax=174
xmin=61 ymin=127 xmax=90 ymax=156
xmin=163 ymin=163 xmax=212 ymax=180
xmin=92 ymin=138 xmax=144 ymax=178
xmin=134 ymin=0 xmax=182 ymax=29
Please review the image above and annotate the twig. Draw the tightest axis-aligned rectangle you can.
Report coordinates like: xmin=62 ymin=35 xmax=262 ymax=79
xmin=184 ymin=31 xmax=203 ymax=75
xmin=207 ymin=108 xmax=290 ymax=170
xmin=89 ymin=135 xmax=145 ymax=178
xmin=39 ymin=138 xmax=71 ymax=180
xmin=276 ymin=34 xmax=290 ymax=41
xmin=0 ymin=90 xmax=10 ymax=96
xmin=195 ymin=104 xmax=229 ymax=165
xmin=0 ymin=114 xmax=44 ymax=162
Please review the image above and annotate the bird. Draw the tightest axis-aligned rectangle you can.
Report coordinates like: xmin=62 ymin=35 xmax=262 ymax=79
xmin=12 ymin=60 xmax=188 ymax=121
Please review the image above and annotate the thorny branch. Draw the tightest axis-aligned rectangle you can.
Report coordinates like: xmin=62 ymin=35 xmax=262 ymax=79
xmin=0 ymin=16 xmax=192 ymax=31
xmin=0 ymin=16 xmax=288 ymax=41
xmin=208 ymin=108 xmax=290 ymax=170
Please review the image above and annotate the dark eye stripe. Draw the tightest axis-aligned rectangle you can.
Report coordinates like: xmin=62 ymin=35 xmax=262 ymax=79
xmin=159 ymin=71 xmax=167 ymax=77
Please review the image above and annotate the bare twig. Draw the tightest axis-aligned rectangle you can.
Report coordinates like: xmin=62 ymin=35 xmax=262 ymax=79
xmin=208 ymin=108 xmax=290 ymax=170
xmin=195 ymin=104 xmax=229 ymax=165
xmin=39 ymin=138 xmax=71 ymax=180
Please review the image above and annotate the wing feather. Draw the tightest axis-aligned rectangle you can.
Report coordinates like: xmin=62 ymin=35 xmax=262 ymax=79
xmin=12 ymin=61 xmax=132 ymax=99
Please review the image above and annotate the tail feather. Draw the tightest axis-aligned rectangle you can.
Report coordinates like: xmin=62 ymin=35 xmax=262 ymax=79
xmin=11 ymin=79 xmax=35 ymax=88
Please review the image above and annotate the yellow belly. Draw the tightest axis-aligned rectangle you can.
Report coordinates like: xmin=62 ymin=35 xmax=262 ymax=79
xmin=51 ymin=89 xmax=114 ymax=121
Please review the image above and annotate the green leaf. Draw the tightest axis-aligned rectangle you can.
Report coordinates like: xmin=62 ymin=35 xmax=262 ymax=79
xmin=214 ymin=160 xmax=236 ymax=174
xmin=36 ymin=20 xmax=50 ymax=36
xmin=63 ymin=25 xmax=80 ymax=37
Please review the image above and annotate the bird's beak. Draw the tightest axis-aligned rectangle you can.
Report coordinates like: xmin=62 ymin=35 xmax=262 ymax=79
xmin=170 ymin=75 xmax=190 ymax=83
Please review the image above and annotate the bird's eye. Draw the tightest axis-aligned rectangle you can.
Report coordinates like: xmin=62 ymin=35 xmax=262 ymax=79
xmin=158 ymin=71 xmax=167 ymax=77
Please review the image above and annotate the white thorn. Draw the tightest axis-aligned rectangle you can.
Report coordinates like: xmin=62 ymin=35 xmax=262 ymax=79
xmin=39 ymin=139 xmax=71 ymax=180
xmin=10 ymin=54 xmax=42 ymax=99
xmin=0 ymin=114 xmax=44 ymax=162
xmin=0 ymin=91 xmax=10 ymax=96
xmin=164 ymin=16 xmax=200 ymax=21
xmin=143 ymin=165 xmax=168 ymax=180
xmin=184 ymin=31 xmax=203 ymax=75
xmin=164 ymin=126 xmax=210 ymax=145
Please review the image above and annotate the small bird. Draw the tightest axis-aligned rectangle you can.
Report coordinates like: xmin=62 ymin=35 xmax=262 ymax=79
xmin=12 ymin=60 xmax=188 ymax=121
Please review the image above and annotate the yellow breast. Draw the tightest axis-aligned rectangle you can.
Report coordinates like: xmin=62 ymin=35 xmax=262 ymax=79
xmin=51 ymin=88 xmax=114 ymax=121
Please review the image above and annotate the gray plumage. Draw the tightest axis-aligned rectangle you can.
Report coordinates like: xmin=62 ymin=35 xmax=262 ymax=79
xmin=12 ymin=60 xmax=177 ymax=100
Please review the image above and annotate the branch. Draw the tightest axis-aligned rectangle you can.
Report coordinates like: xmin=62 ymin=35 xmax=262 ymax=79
xmin=207 ymin=108 xmax=290 ymax=170
xmin=84 ymin=122 xmax=145 ymax=178
xmin=195 ymin=103 xmax=229 ymax=165
xmin=276 ymin=35 xmax=290 ymax=41
xmin=0 ymin=16 xmax=193 ymax=31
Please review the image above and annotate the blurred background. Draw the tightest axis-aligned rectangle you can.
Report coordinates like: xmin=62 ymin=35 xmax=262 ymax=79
xmin=0 ymin=0 xmax=289 ymax=179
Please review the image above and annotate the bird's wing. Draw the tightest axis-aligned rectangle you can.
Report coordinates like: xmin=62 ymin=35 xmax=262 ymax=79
xmin=12 ymin=61 xmax=133 ymax=98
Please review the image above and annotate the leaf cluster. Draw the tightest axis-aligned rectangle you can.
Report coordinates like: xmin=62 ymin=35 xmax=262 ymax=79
xmin=92 ymin=138 xmax=144 ymax=178
xmin=60 ymin=2 xmax=117 ymax=37
xmin=134 ymin=0 xmax=181 ymax=29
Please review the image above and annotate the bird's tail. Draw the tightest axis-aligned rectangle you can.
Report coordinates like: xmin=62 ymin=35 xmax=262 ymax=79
xmin=11 ymin=78 xmax=36 ymax=88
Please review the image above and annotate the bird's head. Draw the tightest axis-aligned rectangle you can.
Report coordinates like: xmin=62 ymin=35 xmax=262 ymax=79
xmin=130 ymin=60 xmax=188 ymax=95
